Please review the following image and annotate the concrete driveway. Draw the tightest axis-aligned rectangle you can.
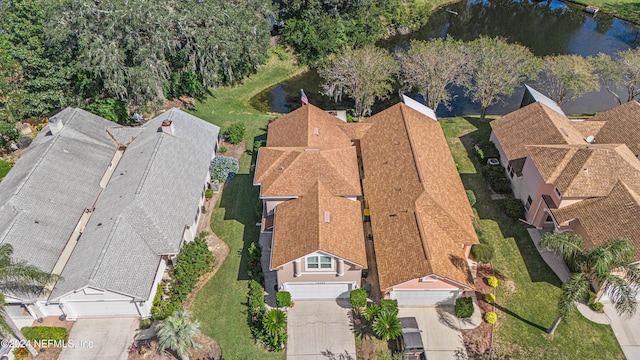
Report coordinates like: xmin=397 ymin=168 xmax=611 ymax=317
xmin=398 ymin=307 xmax=468 ymax=360
xmin=287 ymin=300 xmax=356 ymax=360
xmin=604 ymin=305 xmax=640 ymax=360
xmin=59 ymin=317 xmax=138 ymax=360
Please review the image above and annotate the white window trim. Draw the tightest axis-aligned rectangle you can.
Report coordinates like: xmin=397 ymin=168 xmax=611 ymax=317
xmin=305 ymin=255 xmax=334 ymax=272
xmin=525 ymin=196 xmax=532 ymax=212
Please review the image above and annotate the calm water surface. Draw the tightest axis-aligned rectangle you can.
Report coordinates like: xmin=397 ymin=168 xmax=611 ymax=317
xmin=253 ymin=0 xmax=640 ymax=116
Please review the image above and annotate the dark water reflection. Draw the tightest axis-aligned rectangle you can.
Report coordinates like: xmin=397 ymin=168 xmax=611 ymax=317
xmin=253 ymin=0 xmax=640 ymax=116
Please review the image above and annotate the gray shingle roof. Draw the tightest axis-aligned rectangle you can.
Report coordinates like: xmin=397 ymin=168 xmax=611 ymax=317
xmin=0 ymin=108 xmax=219 ymax=301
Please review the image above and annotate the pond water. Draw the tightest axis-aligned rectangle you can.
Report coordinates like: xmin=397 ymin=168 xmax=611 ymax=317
xmin=252 ymin=0 xmax=640 ymax=117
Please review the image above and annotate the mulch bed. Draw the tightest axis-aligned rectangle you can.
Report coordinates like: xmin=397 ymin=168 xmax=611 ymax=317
xmin=128 ymin=334 xmax=221 ymax=360
xmin=462 ymin=263 xmax=497 ymax=359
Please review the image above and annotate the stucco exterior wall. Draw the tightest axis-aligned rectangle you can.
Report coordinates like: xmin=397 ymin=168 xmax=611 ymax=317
xmin=391 ymin=276 xmax=463 ymax=290
xmin=276 ymin=257 xmax=362 ymax=289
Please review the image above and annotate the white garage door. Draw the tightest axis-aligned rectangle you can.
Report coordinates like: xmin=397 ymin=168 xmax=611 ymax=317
xmin=65 ymin=301 xmax=140 ymax=319
xmin=284 ymin=282 xmax=353 ymax=301
xmin=391 ymin=289 xmax=462 ymax=306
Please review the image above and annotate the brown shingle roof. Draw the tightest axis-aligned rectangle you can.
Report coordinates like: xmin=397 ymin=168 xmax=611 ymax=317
xmin=336 ymin=123 xmax=373 ymax=140
xmin=571 ymin=120 xmax=606 ymax=138
xmin=490 ymin=102 xmax=586 ymax=161
xmin=267 ymin=104 xmax=353 ymax=149
xmin=254 ymin=147 xmax=361 ymax=197
xmin=526 ymin=144 xmax=640 ymax=197
xmin=588 ymin=100 xmax=640 ymax=155
xmin=270 ymin=181 xmax=366 ymax=268
xmin=552 ymin=181 xmax=640 ymax=261
xmin=360 ymin=103 xmax=478 ymax=290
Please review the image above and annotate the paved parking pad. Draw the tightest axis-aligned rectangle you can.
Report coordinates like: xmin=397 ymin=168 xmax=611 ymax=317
xmin=287 ymin=300 xmax=356 ymax=360
xmin=59 ymin=317 xmax=138 ymax=360
xmin=398 ymin=307 xmax=468 ymax=360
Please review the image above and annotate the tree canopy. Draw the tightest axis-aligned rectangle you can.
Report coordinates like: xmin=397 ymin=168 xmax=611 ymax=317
xmin=538 ymin=54 xmax=599 ymax=105
xmin=461 ymin=37 xmax=541 ymax=120
xmin=319 ymin=46 xmax=398 ymax=118
xmin=593 ymin=47 xmax=640 ymax=104
xmin=397 ymin=37 xmax=467 ymax=110
xmin=0 ymin=0 xmax=272 ymax=121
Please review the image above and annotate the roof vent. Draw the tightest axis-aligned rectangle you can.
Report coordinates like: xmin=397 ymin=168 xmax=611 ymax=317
xmin=313 ymin=127 xmax=319 ymax=136
xmin=560 ymin=128 xmax=569 ymax=137
xmin=324 ymin=211 xmax=330 ymax=223
xmin=584 ymin=167 xmax=589 ymax=173
xmin=161 ymin=119 xmax=175 ymax=135
xmin=586 ymin=135 xmax=595 ymax=143
xmin=49 ymin=116 xmax=63 ymax=135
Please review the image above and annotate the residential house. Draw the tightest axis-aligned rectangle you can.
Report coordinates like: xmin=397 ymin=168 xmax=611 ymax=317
xmin=0 ymin=108 xmax=219 ymax=321
xmin=255 ymin=100 xmax=479 ymax=305
xmin=489 ymin=91 xmax=640 ymax=299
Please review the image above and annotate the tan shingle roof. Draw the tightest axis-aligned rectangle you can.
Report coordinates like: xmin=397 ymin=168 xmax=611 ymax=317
xmin=360 ymin=103 xmax=478 ymax=290
xmin=526 ymin=144 xmax=640 ymax=197
xmin=336 ymin=123 xmax=373 ymax=140
xmin=552 ymin=181 xmax=640 ymax=261
xmin=267 ymin=104 xmax=353 ymax=149
xmin=271 ymin=181 xmax=366 ymax=268
xmin=571 ymin=120 xmax=606 ymax=138
xmin=490 ymin=102 xmax=586 ymax=161
xmin=588 ymin=100 xmax=640 ymax=155
xmin=254 ymin=147 xmax=361 ymax=197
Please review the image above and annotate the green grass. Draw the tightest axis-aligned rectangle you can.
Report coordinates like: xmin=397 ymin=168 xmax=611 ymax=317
xmin=568 ymin=0 xmax=640 ymax=24
xmin=189 ymin=52 xmax=304 ymax=360
xmin=440 ymin=116 xmax=624 ymax=359
xmin=0 ymin=159 xmax=12 ymax=182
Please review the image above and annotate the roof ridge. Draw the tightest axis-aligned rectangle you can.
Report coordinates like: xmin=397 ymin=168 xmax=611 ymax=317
xmin=262 ymin=149 xmax=304 ymax=195
xmin=399 ymin=104 xmax=426 ymax=184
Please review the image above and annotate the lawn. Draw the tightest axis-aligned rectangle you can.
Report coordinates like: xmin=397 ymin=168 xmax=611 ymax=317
xmin=189 ymin=51 xmax=305 ymax=360
xmin=0 ymin=159 xmax=11 ymax=182
xmin=440 ymin=116 xmax=624 ymax=359
xmin=568 ymin=0 xmax=640 ymax=25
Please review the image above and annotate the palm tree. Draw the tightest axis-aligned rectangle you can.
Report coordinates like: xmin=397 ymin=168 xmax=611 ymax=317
xmin=540 ymin=232 xmax=640 ymax=335
xmin=262 ymin=309 xmax=287 ymax=351
xmin=157 ymin=308 xmax=201 ymax=360
xmin=0 ymin=244 xmax=61 ymax=356
xmin=372 ymin=311 xmax=402 ymax=341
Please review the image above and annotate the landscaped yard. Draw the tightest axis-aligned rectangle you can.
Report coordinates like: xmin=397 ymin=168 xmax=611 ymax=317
xmin=440 ymin=117 xmax=624 ymax=359
xmin=568 ymin=0 xmax=640 ymax=25
xmin=189 ymin=51 xmax=305 ymax=360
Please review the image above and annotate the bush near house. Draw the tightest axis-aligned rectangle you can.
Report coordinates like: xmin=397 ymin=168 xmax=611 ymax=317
xmin=276 ymin=291 xmax=291 ymax=308
xmin=484 ymin=311 xmax=498 ymax=324
xmin=262 ymin=309 xmax=288 ymax=351
xmin=486 ymin=276 xmax=499 ymax=288
xmin=471 ymin=243 xmax=495 ymax=263
xmin=205 ymin=189 xmax=214 ymax=199
xmin=210 ymin=156 xmax=240 ymax=183
xmin=481 ymin=165 xmax=511 ymax=194
xmin=455 ymin=297 xmax=474 ymax=318
xmin=350 ymin=288 xmax=368 ymax=309
xmin=484 ymin=292 xmax=496 ymax=304
xmin=591 ymin=302 xmax=604 ymax=312
xmin=502 ymin=198 xmax=525 ymax=219
xmin=474 ymin=140 xmax=500 ymax=163
xmin=152 ymin=234 xmax=215 ymax=320
xmin=224 ymin=123 xmax=246 ymax=145
xmin=380 ymin=299 xmax=399 ymax=316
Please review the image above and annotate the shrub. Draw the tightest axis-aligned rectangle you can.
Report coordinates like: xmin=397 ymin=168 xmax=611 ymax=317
xmin=262 ymin=309 xmax=288 ymax=351
xmin=484 ymin=311 xmax=498 ymax=324
xmin=218 ymin=145 xmax=228 ymax=154
xmin=486 ymin=276 xmax=499 ymax=288
xmin=466 ymin=190 xmax=476 ymax=207
xmin=13 ymin=347 xmax=29 ymax=359
xmin=474 ymin=144 xmax=485 ymax=162
xmin=248 ymin=280 xmax=266 ymax=319
xmin=492 ymin=177 xmax=512 ymax=194
xmin=484 ymin=293 xmax=496 ymax=304
xmin=363 ymin=304 xmax=381 ymax=321
xmin=502 ymin=199 xmax=525 ymax=219
xmin=373 ymin=311 xmax=402 ymax=341
xmin=380 ymin=299 xmax=399 ymax=316
xmin=21 ymin=326 xmax=68 ymax=341
xmin=210 ymin=156 xmax=240 ymax=183
xmin=254 ymin=140 xmax=263 ymax=153
xmin=471 ymin=243 xmax=494 ymax=263
xmin=255 ymin=199 xmax=263 ymax=220
xmin=455 ymin=297 xmax=474 ymax=318
xmin=139 ymin=318 xmax=153 ymax=329
xmin=82 ymin=98 xmax=128 ymax=123
xmin=224 ymin=123 xmax=245 ymax=145
xmin=481 ymin=166 xmax=512 ymax=194
xmin=205 ymin=189 xmax=214 ymax=199
xmin=276 ymin=291 xmax=292 ymax=307
xmin=350 ymin=288 xmax=367 ymax=309
xmin=591 ymin=302 xmax=604 ymax=312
